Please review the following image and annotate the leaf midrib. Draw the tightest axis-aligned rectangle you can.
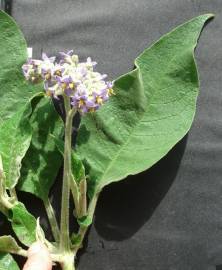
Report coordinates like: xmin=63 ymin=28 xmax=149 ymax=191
xmin=97 ymin=46 xmax=196 ymax=191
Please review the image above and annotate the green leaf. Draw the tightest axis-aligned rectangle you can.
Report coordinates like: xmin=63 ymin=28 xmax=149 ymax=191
xmin=52 ymin=135 xmax=85 ymax=183
xmin=0 ymin=253 xmax=19 ymax=270
xmin=0 ymin=102 xmax=33 ymax=189
xmin=70 ymin=233 xmax=81 ymax=246
xmin=0 ymin=11 xmax=43 ymax=122
xmin=76 ymin=14 xmax=214 ymax=198
xmin=9 ymin=202 xmax=36 ymax=246
xmin=77 ymin=215 xmax=92 ymax=228
xmin=0 ymin=236 xmax=22 ymax=254
xmin=71 ymin=151 xmax=86 ymax=183
xmin=18 ymin=98 xmax=63 ymax=201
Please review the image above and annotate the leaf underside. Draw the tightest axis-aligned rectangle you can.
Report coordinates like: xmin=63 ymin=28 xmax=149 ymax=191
xmin=0 ymin=236 xmax=22 ymax=254
xmin=9 ymin=202 xmax=37 ymax=247
xmin=0 ymin=102 xmax=33 ymax=189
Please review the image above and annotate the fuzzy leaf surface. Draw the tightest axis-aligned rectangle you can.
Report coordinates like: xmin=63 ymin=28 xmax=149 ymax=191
xmin=76 ymin=14 xmax=213 ymax=198
xmin=0 ymin=236 xmax=22 ymax=254
xmin=0 ymin=253 xmax=19 ymax=270
xmin=9 ymin=202 xmax=36 ymax=247
xmin=18 ymin=98 xmax=63 ymax=201
xmin=0 ymin=102 xmax=33 ymax=189
xmin=0 ymin=11 xmax=42 ymax=123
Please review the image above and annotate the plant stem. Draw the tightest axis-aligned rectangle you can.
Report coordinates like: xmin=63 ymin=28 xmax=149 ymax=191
xmin=74 ymin=192 xmax=99 ymax=253
xmin=61 ymin=254 xmax=75 ymax=270
xmin=44 ymin=198 xmax=60 ymax=243
xmin=70 ymin=175 xmax=80 ymax=217
xmin=9 ymin=187 xmax=17 ymax=201
xmin=60 ymin=96 xmax=75 ymax=251
xmin=79 ymin=178 xmax=87 ymax=217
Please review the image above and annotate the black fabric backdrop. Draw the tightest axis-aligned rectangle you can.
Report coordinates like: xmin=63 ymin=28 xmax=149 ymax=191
xmin=0 ymin=0 xmax=222 ymax=269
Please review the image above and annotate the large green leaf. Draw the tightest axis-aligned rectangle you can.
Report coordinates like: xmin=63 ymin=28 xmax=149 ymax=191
xmin=0 ymin=253 xmax=19 ymax=270
xmin=76 ymin=14 xmax=213 ymax=198
xmin=0 ymin=102 xmax=33 ymax=189
xmin=0 ymin=11 xmax=42 ymax=122
xmin=9 ymin=202 xmax=36 ymax=246
xmin=0 ymin=236 xmax=22 ymax=254
xmin=18 ymin=98 xmax=63 ymax=201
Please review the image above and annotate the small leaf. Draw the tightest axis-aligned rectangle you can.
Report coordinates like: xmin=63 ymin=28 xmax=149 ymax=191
xmin=76 ymin=14 xmax=214 ymax=198
xmin=70 ymin=233 xmax=81 ymax=246
xmin=9 ymin=202 xmax=37 ymax=246
xmin=0 ymin=236 xmax=22 ymax=254
xmin=0 ymin=11 xmax=43 ymax=122
xmin=77 ymin=215 xmax=92 ymax=228
xmin=52 ymin=135 xmax=85 ymax=183
xmin=72 ymin=152 xmax=86 ymax=184
xmin=18 ymin=98 xmax=63 ymax=201
xmin=0 ymin=253 xmax=19 ymax=270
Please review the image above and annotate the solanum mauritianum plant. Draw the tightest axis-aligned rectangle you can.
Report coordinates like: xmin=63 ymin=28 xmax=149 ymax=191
xmin=0 ymin=11 xmax=213 ymax=270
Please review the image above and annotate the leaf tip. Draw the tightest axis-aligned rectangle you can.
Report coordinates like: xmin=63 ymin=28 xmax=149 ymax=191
xmin=198 ymin=13 xmax=215 ymax=22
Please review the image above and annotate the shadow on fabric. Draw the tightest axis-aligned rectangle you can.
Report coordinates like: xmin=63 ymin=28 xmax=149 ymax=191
xmin=93 ymin=134 xmax=188 ymax=241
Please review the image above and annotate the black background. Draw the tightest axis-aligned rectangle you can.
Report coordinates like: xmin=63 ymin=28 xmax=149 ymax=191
xmin=0 ymin=0 xmax=222 ymax=269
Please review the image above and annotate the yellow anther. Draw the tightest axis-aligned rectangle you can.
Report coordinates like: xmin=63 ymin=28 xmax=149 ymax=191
xmin=45 ymin=91 xmax=52 ymax=97
xmin=69 ymin=83 xmax=75 ymax=89
xmin=79 ymin=99 xmax=85 ymax=107
xmin=89 ymin=107 xmax=95 ymax=113
xmin=45 ymin=73 xmax=51 ymax=80
xmin=55 ymin=70 xmax=62 ymax=76
xmin=62 ymin=83 xmax=67 ymax=90
xmin=96 ymin=96 xmax=103 ymax=105
xmin=108 ymin=88 xmax=115 ymax=96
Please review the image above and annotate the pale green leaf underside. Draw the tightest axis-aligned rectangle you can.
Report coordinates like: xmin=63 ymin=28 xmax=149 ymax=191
xmin=0 ymin=11 xmax=42 ymax=122
xmin=9 ymin=202 xmax=37 ymax=247
xmin=0 ymin=253 xmax=19 ymax=270
xmin=0 ymin=236 xmax=22 ymax=254
xmin=76 ymin=14 xmax=213 ymax=198
xmin=0 ymin=102 xmax=33 ymax=189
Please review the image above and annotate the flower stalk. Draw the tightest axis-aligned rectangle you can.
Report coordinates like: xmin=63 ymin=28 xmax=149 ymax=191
xmin=44 ymin=198 xmax=60 ymax=243
xmin=60 ymin=95 xmax=74 ymax=251
xmin=21 ymin=50 xmax=114 ymax=269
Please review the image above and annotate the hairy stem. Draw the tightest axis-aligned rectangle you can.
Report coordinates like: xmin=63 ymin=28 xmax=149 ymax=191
xmin=70 ymin=175 xmax=80 ymax=217
xmin=9 ymin=188 xmax=17 ymax=201
xmin=79 ymin=178 xmax=87 ymax=217
xmin=44 ymin=198 xmax=60 ymax=243
xmin=60 ymin=96 xmax=74 ymax=251
xmin=61 ymin=253 xmax=75 ymax=270
xmin=74 ymin=192 xmax=99 ymax=253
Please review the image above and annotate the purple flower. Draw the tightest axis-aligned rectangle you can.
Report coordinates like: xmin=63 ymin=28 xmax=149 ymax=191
xmin=71 ymin=85 xmax=92 ymax=114
xmin=42 ymin=52 xmax=56 ymax=63
xmin=53 ymin=64 xmax=65 ymax=77
xmin=86 ymin=57 xmax=97 ymax=67
xmin=44 ymin=79 xmax=57 ymax=97
xmin=59 ymin=50 xmax=75 ymax=64
xmin=40 ymin=53 xmax=57 ymax=80
xmin=22 ymin=50 xmax=114 ymax=113
xmin=57 ymin=75 xmax=75 ymax=96
xmin=22 ymin=58 xmax=42 ymax=82
xmin=106 ymin=81 xmax=114 ymax=96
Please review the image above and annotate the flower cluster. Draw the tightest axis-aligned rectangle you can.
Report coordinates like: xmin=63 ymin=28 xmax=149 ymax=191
xmin=22 ymin=51 xmax=114 ymax=114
